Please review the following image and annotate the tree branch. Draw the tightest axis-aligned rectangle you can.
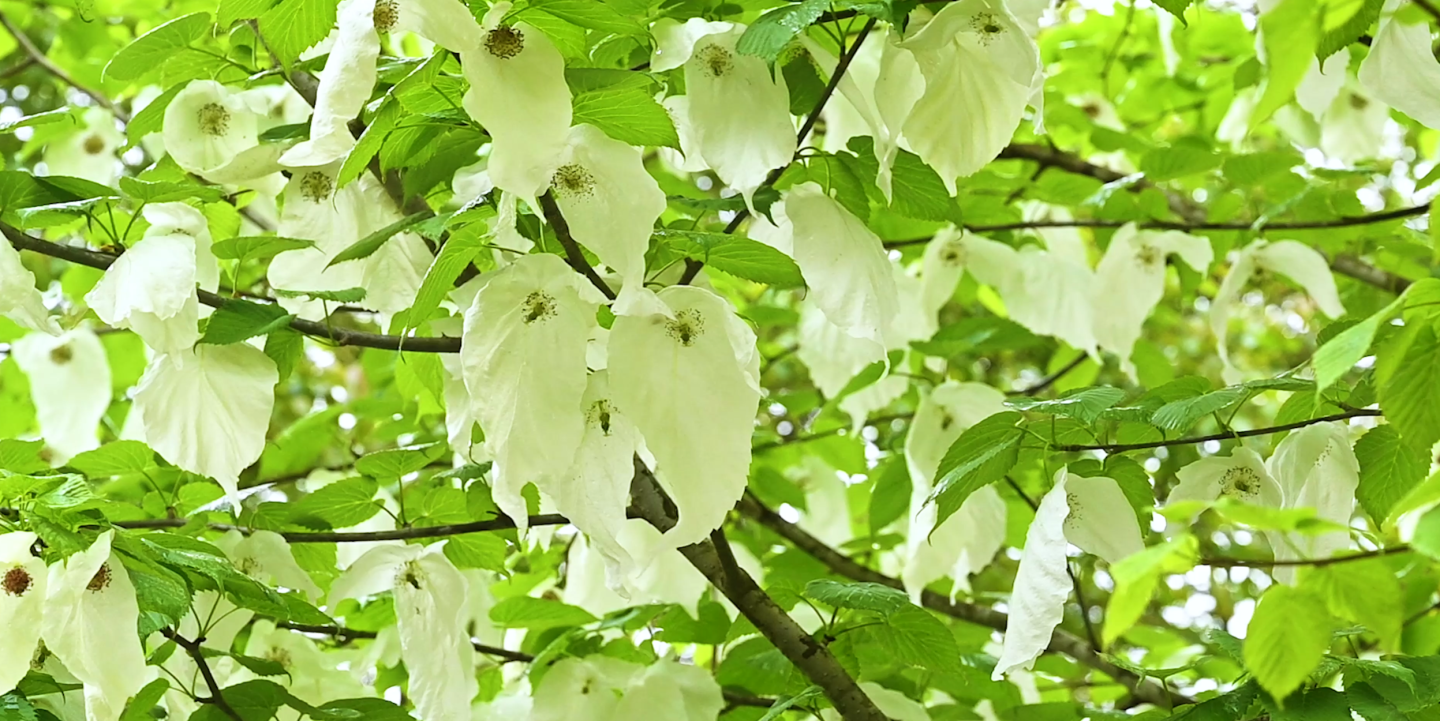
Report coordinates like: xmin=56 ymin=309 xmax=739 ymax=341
xmin=1049 ymin=408 xmax=1382 ymax=453
xmin=538 ymin=191 xmax=617 ymax=300
xmin=113 ymin=512 xmax=574 ymax=542
xmin=0 ymin=11 xmax=129 ymax=122
xmin=1412 ymin=0 xmax=1440 ymax=23
xmin=734 ymin=493 xmax=1191 ymax=709
xmin=275 ymin=621 xmax=533 ymax=663
xmin=2 ymin=224 xmax=464 ymax=353
xmin=1200 ymin=545 xmax=1411 ymax=568
xmin=162 ymin=630 xmax=244 ymax=721
xmin=629 ymin=469 xmax=887 ymax=721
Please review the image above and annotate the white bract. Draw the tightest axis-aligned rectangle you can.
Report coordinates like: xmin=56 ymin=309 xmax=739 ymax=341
xmin=40 ymin=531 xmax=149 ymax=721
xmin=282 ymin=0 xmax=482 ymax=167
xmin=994 ymin=469 xmax=1142 ymax=678
xmin=332 ymin=543 xmax=475 ymax=721
xmin=0 ymin=532 xmax=45 ymax=695
xmin=85 ymin=203 xmax=216 ymax=355
xmin=1091 ymin=224 xmax=1213 ymax=378
xmin=43 ymin=108 xmax=122 ymax=186
xmin=548 ymin=124 xmax=667 ymax=313
xmin=782 ymin=184 xmax=900 ymax=348
xmin=163 ymin=80 xmax=259 ymax=175
xmin=0 ymin=235 xmax=61 ymax=335
xmin=1166 ymin=447 xmax=1284 ymax=526
xmin=1210 ymin=239 xmax=1344 ymax=383
xmin=462 ymin=2 xmax=572 ymax=206
xmin=1359 ymin=12 xmax=1440 ymax=131
xmin=134 ymin=343 xmax=279 ymax=505
xmin=12 ymin=329 xmax=111 ymax=463
xmin=900 ymin=0 xmax=1041 ymax=192
xmin=902 ymin=381 xmax=1008 ymax=602
xmin=608 ymin=287 xmax=760 ymax=552
xmin=1264 ymin=422 xmax=1359 ymax=582
xmin=683 ymin=25 xmax=796 ymax=209
xmin=650 ymin=17 xmax=733 ymax=72
xmin=531 ymin=655 xmax=722 ymax=721
xmin=564 ymin=524 xmax=709 ymax=618
xmin=215 ymin=530 xmax=322 ymax=600
xmin=820 ymin=683 xmax=929 ymax=721
xmin=461 ymin=253 xmax=603 ymax=529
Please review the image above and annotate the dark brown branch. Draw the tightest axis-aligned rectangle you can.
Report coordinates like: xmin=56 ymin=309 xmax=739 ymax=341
xmin=114 ymin=512 xmax=575 ymax=542
xmin=276 ymin=622 xmax=533 ymax=663
xmin=1050 ymin=408 xmax=1382 ymax=453
xmin=0 ymin=12 xmax=129 ymax=122
xmin=162 ymin=631 xmax=244 ymax=721
xmin=1009 ymin=354 xmax=1089 ymax=397
xmin=538 ymin=191 xmax=617 ymax=300
xmin=3 ymin=225 xmax=464 ymax=353
xmin=629 ymin=470 xmax=887 ymax=721
xmin=679 ymin=17 xmax=880 ymax=286
xmin=734 ymin=493 xmax=1191 ymax=709
xmin=1200 ymin=545 xmax=1411 ymax=568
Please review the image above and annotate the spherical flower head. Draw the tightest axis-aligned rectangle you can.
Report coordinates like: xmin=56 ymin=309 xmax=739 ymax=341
xmin=163 ymin=80 xmax=259 ymax=175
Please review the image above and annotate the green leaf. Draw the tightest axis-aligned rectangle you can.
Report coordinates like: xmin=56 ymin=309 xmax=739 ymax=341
xmin=1354 ymin=425 xmax=1428 ymax=524
xmin=265 ymin=328 xmax=304 ymax=383
xmin=803 ymin=580 xmax=909 ymax=614
xmin=443 ymin=533 xmax=508 ymax=571
xmin=288 ymin=477 xmax=382 ymax=529
xmin=736 ymin=0 xmax=829 ymax=62
xmin=1317 ymin=0 xmax=1384 ymax=60
xmin=530 ymin=0 xmax=641 ymax=34
xmin=0 ymin=109 xmax=75 ymax=135
xmin=1102 ymin=535 xmax=1198 ymax=645
xmin=1377 ymin=322 xmax=1440 ymax=451
xmin=1006 ymin=386 xmax=1127 ymax=424
xmin=258 ymin=0 xmax=338 ymax=66
xmin=315 ymin=699 xmax=411 ymax=721
xmin=211 ymin=236 xmax=316 ymax=261
xmin=404 ymin=226 xmax=486 ymax=331
xmin=354 ymin=444 xmax=444 ymax=479
xmin=868 ymin=457 xmax=911 ymax=534
xmin=119 ymin=176 xmax=226 ymax=203
xmin=104 ymin=12 xmax=212 ymax=81
xmin=0 ymin=692 xmax=36 ymax=721
xmin=339 ymin=99 xmax=400 ymax=189
xmin=1243 ymin=584 xmax=1333 ymax=701
xmin=875 ymin=605 xmax=963 ymax=675
xmin=218 ymin=0 xmax=277 ymax=27
xmin=1139 ymin=143 xmax=1222 ymax=181
xmin=1153 ymin=0 xmax=1196 ymax=24
xmin=125 ymin=83 xmax=184 ymax=148
xmin=216 ymin=680 xmax=287 ymax=721
xmin=929 ymin=412 xmax=1024 ymax=527
xmin=1150 ymin=386 xmax=1247 ymax=431
xmin=271 ymin=287 xmax=368 ymax=303
xmin=326 ymin=211 xmax=432 ymax=269
xmin=658 ymin=230 xmax=805 ymax=288
xmin=1408 ymin=506 xmax=1440 ymax=560
xmin=571 ymin=87 xmax=681 ymax=150
xmin=1301 ymin=560 xmax=1402 ymax=650
xmin=489 ymin=596 xmax=596 ymax=630
xmin=0 ymin=439 xmax=51 ymax=474
xmin=119 ymin=678 xmax=169 ymax=721
xmin=200 ymin=299 xmax=294 ymax=345
xmin=1347 ymin=682 xmax=1408 ymax=721
xmin=65 ymin=441 xmax=154 ymax=478
xmin=1313 ymin=296 xmax=1404 ymax=395
xmin=1253 ymin=0 xmax=1321 ymax=127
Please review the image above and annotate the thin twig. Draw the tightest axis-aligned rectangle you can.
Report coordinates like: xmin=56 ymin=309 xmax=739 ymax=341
xmin=1049 ymin=408 xmax=1382 ymax=453
xmin=1199 ymin=545 xmax=1410 ymax=568
xmin=276 ymin=621 xmax=535 ymax=663
xmin=162 ymin=631 xmax=244 ymax=721
xmin=113 ymin=512 xmax=575 ymax=542
xmin=0 ymin=12 xmax=129 ymax=121
xmin=538 ymin=191 xmax=617 ymax=300
xmin=1008 ymin=354 xmax=1089 ymax=397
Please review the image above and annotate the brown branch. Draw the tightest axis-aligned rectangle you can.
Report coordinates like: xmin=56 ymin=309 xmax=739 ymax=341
xmin=0 ymin=11 xmax=129 ymax=122
xmin=1009 ymin=354 xmax=1089 ymax=397
xmin=162 ymin=631 xmax=244 ymax=721
xmin=276 ymin=622 xmax=533 ymax=663
xmin=679 ymin=17 xmax=880 ymax=286
xmin=734 ymin=492 xmax=1191 ymax=709
xmin=629 ymin=469 xmax=887 ymax=721
xmin=1200 ymin=545 xmax=1411 ymax=568
xmin=1412 ymin=0 xmax=1440 ymax=23
xmin=1049 ymin=408 xmax=1382 ymax=453
xmin=114 ymin=512 xmax=575 ymax=542
xmin=3 ymin=224 xmax=464 ymax=353
xmin=538 ymin=191 xmax=617 ymax=300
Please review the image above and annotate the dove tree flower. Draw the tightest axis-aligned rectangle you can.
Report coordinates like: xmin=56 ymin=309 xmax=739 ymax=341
xmin=462 ymin=2 xmax=572 ymax=205
xmin=1091 ymin=224 xmax=1213 ymax=378
xmin=902 ymin=381 xmax=1009 ymax=602
xmin=460 ymin=253 xmax=605 ymax=530
xmin=1358 ymin=10 xmax=1440 ymax=131
xmin=40 ymin=531 xmax=149 ymax=721
xmin=0 ymin=236 xmax=61 ymax=336
xmin=1210 ymin=239 xmax=1344 ymax=383
xmin=0 ymin=532 xmax=45 ymax=695
xmin=531 ymin=655 xmax=723 ymax=721
xmin=331 ymin=542 xmax=474 ymax=721
xmin=214 ymin=530 xmax=322 ymax=600
xmin=547 ymin=124 xmax=667 ymax=312
xmin=994 ymin=470 xmax=1143 ymax=678
xmin=133 ymin=342 xmax=279 ymax=505
xmin=681 ymin=25 xmax=796 ymax=209
xmin=12 ymin=329 xmax=111 ymax=463
xmin=163 ymin=80 xmax=260 ymax=175
xmin=899 ymin=0 xmax=1042 ymax=192
xmin=564 ymin=522 xmax=710 ymax=618
xmin=42 ymin=108 xmax=122 ymax=186
xmin=607 ymin=287 xmax=761 ymax=552
xmin=282 ymin=0 xmax=482 ymax=167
